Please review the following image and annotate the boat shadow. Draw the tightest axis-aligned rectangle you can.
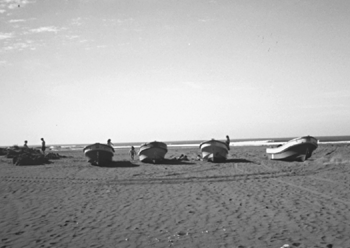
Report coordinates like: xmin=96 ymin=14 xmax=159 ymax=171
xmin=218 ymin=158 xmax=254 ymax=164
xmin=141 ymin=159 xmax=196 ymax=165
xmin=162 ymin=159 xmax=196 ymax=165
xmin=98 ymin=160 xmax=140 ymax=168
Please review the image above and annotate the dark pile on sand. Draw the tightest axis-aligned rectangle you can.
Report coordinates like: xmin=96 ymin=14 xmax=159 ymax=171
xmin=1 ymin=146 xmax=67 ymax=166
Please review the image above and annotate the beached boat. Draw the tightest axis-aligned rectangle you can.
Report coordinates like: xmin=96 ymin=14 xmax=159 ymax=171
xmin=83 ymin=143 xmax=114 ymax=165
xmin=266 ymin=136 xmax=318 ymax=161
xmin=138 ymin=141 xmax=168 ymax=163
xmin=199 ymin=139 xmax=229 ymax=162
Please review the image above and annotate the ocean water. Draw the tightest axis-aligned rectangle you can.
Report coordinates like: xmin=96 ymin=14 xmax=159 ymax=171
xmin=48 ymin=135 xmax=350 ymax=151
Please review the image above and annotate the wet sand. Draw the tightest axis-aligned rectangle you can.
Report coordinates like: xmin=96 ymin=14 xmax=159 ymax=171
xmin=1 ymin=144 xmax=350 ymax=248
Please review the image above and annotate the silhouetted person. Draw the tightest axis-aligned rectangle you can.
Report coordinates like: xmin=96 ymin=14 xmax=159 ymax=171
xmin=107 ymin=139 xmax=114 ymax=146
xmin=24 ymin=140 xmax=28 ymax=148
xmin=226 ymin=135 xmax=230 ymax=150
xmin=129 ymin=146 xmax=136 ymax=160
xmin=41 ymin=138 xmax=46 ymax=155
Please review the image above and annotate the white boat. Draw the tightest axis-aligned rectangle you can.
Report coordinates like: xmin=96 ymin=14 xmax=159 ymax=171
xmin=266 ymin=136 xmax=318 ymax=161
xmin=138 ymin=141 xmax=168 ymax=163
xmin=199 ymin=139 xmax=229 ymax=162
xmin=83 ymin=143 xmax=114 ymax=165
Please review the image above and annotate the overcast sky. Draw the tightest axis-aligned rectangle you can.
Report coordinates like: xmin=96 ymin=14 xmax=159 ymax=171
xmin=1 ymin=0 xmax=350 ymax=146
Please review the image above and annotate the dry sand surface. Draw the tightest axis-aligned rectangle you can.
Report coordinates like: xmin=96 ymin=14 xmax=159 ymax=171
xmin=1 ymin=144 xmax=350 ymax=248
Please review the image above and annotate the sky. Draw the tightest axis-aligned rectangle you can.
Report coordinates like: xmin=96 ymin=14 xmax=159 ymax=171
xmin=1 ymin=0 xmax=350 ymax=146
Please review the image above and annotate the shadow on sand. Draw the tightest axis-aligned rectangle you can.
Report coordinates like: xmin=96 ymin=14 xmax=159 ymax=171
xmin=217 ymin=158 xmax=254 ymax=164
xmin=162 ymin=159 xmax=196 ymax=165
xmin=140 ymin=159 xmax=196 ymax=165
xmin=98 ymin=161 xmax=140 ymax=168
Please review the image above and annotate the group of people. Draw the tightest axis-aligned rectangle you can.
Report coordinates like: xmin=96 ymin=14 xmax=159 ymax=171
xmin=23 ymin=138 xmax=46 ymax=154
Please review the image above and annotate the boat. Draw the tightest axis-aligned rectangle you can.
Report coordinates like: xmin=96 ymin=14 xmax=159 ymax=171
xmin=138 ymin=141 xmax=168 ymax=163
xmin=83 ymin=143 xmax=114 ymax=165
xmin=266 ymin=136 xmax=318 ymax=161
xmin=199 ymin=139 xmax=229 ymax=162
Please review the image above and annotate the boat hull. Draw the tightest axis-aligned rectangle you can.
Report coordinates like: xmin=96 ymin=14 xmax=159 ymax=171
xmin=138 ymin=141 xmax=167 ymax=163
xmin=266 ymin=136 xmax=318 ymax=161
xmin=83 ymin=143 xmax=114 ymax=165
xmin=199 ymin=139 xmax=229 ymax=162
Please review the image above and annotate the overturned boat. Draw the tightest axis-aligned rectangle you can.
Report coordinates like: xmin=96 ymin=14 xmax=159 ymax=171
xmin=199 ymin=139 xmax=229 ymax=162
xmin=138 ymin=141 xmax=167 ymax=163
xmin=83 ymin=143 xmax=114 ymax=165
xmin=266 ymin=136 xmax=318 ymax=161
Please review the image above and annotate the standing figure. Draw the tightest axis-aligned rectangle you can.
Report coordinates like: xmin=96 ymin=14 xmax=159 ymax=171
xmin=107 ymin=139 xmax=114 ymax=147
xmin=41 ymin=138 xmax=46 ymax=155
xmin=24 ymin=140 xmax=28 ymax=148
xmin=129 ymin=146 xmax=136 ymax=160
xmin=226 ymin=135 xmax=230 ymax=150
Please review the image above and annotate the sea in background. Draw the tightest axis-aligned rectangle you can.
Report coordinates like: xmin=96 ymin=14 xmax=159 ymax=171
xmin=42 ymin=135 xmax=350 ymax=151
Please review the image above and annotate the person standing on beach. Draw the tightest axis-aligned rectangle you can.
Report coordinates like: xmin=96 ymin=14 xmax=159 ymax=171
xmin=24 ymin=140 xmax=28 ymax=148
xmin=41 ymin=138 xmax=46 ymax=155
xmin=107 ymin=139 xmax=114 ymax=147
xmin=226 ymin=135 xmax=230 ymax=150
xmin=129 ymin=146 xmax=136 ymax=160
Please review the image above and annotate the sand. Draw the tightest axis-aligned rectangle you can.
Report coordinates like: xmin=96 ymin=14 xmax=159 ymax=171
xmin=1 ymin=144 xmax=350 ymax=248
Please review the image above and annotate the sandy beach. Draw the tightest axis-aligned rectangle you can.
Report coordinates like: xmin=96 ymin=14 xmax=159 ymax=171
xmin=1 ymin=144 xmax=350 ymax=248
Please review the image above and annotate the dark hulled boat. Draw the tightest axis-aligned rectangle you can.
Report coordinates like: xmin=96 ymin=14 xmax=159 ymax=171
xmin=83 ymin=143 xmax=114 ymax=166
xmin=138 ymin=141 xmax=167 ymax=163
xmin=199 ymin=139 xmax=229 ymax=162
